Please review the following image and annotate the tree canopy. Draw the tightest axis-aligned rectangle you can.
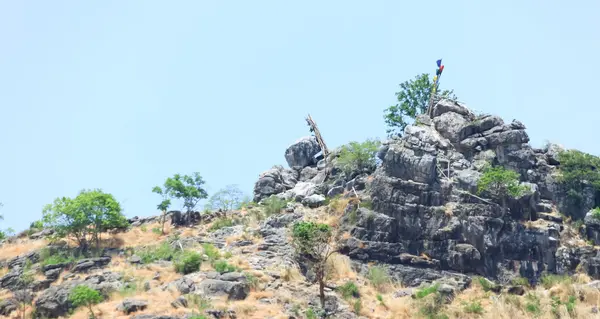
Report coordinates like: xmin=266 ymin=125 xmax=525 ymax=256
xmin=557 ymin=149 xmax=600 ymax=204
xmin=384 ymin=73 xmax=457 ymax=137
xmin=206 ymin=184 xmax=245 ymax=212
xmin=160 ymin=172 xmax=208 ymax=213
xmin=336 ymin=139 xmax=381 ymax=178
xmin=42 ymin=189 xmax=127 ymax=251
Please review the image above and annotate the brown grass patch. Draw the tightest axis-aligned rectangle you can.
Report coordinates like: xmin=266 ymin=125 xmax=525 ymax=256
xmin=326 ymin=253 xmax=356 ymax=281
xmin=0 ymin=239 xmax=48 ymax=260
xmin=101 ymin=223 xmax=171 ymax=249
xmin=69 ymin=288 xmax=185 ymax=319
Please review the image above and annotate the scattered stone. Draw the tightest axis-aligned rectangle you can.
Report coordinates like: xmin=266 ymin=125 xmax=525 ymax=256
xmin=117 ymin=299 xmax=148 ymax=314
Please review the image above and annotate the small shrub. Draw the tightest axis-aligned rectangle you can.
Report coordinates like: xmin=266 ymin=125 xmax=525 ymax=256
xmin=305 ymin=308 xmax=316 ymax=319
xmin=244 ymin=273 xmax=260 ymax=290
xmin=336 ymin=139 xmax=380 ymax=177
xmin=213 ymin=260 xmax=237 ymax=274
xmin=463 ymin=300 xmax=484 ymax=314
xmin=209 ymin=218 xmax=234 ymax=232
xmin=414 ymin=284 xmax=439 ymax=299
xmin=376 ymin=294 xmax=386 ymax=307
xmin=353 ymin=299 xmax=362 ymax=314
xmin=511 ymin=277 xmax=530 ymax=287
xmin=348 ymin=208 xmax=358 ymax=224
xmin=525 ymin=293 xmax=541 ymax=315
xmin=475 ymin=276 xmax=497 ymax=292
xmin=262 ymin=196 xmax=287 ymax=216
xmin=137 ymin=241 xmax=177 ymax=264
xmin=151 ymin=227 xmax=162 ymax=235
xmin=224 ymin=251 xmax=233 ymax=259
xmin=337 ymin=281 xmax=360 ymax=300
xmin=141 ymin=225 xmax=148 ymax=232
xmin=119 ymin=281 xmax=139 ymax=297
xmin=202 ymin=243 xmax=220 ymax=261
xmin=540 ymin=274 xmax=572 ymax=289
xmin=174 ymin=251 xmax=202 ymax=274
xmin=69 ymin=285 xmax=103 ymax=319
xmin=592 ymin=208 xmax=600 ymax=220
xmin=367 ymin=265 xmax=390 ymax=291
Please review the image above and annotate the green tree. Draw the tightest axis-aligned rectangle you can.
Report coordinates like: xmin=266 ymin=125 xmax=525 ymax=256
xmin=557 ymin=149 xmax=600 ymax=209
xmin=291 ymin=222 xmax=335 ymax=308
xmin=206 ymin=184 xmax=245 ymax=212
xmin=151 ymin=186 xmax=172 ymax=235
xmin=42 ymin=189 xmax=127 ymax=252
xmin=384 ymin=73 xmax=457 ymax=137
xmin=477 ymin=165 xmax=529 ymax=219
xmin=69 ymin=285 xmax=103 ymax=319
xmin=161 ymin=173 xmax=208 ymax=213
xmin=336 ymin=139 xmax=381 ymax=177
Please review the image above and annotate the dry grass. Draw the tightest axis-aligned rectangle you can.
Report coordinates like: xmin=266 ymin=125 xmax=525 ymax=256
xmin=0 ymin=239 xmax=48 ymax=260
xmin=326 ymin=253 xmax=356 ymax=281
xmin=101 ymin=222 xmax=172 ymax=249
xmin=69 ymin=288 xmax=185 ymax=319
xmin=280 ymin=265 xmax=304 ymax=282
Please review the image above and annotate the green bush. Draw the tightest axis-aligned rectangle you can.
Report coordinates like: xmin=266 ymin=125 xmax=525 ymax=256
xmin=463 ymin=300 xmax=484 ymax=314
xmin=367 ymin=265 xmax=390 ymax=291
xmin=202 ymin=243 xmax=220 ymax=261
xmin=337 ymin=281 xmax=360 ymax=300
xmin=511 ymin=277 xmax=530 ymax=287
xmin=262 ymin=196 xmax=287 ymax=216
xmin=213 ymin=260 xmax=237 ymax=274
xmin=209 ymin=218 xmax=234 ymax=232
xmin=557 ymin=150 xmax=600 ymax=207
xmin=592 ymin=208 xmax=600 ymax=220
xmin=353 ymin=299 xmax=362 ymax=314
xmin=414 ymin=284 xmax=439 ymax=299
xmin=305 ymin=308 xmax=316 ymax=319
xmin=39 ymin=247 xmax=78 ymax=266
xmin=336 ymin=139 xmax=380 ymax=176
xmin=69 ymin=285 xmax=103 ymax=319
xmin=474 ymin=276 xmax=498 ymax=292
xmin=539 ymin=274 xmax=572 ymax=289
xmin=525 ymin=293 xmax=541 ymax=315
xmin=174 ymin=251 xmax=202 ymax=274
xmin=137 ymin=241 xmax=177 ymax=264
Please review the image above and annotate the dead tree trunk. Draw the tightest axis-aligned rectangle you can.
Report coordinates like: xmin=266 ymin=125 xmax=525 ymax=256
xmin=306 ymin=114 xmax=329 ymax=158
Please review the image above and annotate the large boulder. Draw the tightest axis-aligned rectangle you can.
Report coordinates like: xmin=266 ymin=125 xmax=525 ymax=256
xmin=284 ymin=136 xmax=321 ymax=168
xmin=196 ymin=279 xmax=249 ymax=300
xmin=253 ymin=166 xmax=299 ymax=202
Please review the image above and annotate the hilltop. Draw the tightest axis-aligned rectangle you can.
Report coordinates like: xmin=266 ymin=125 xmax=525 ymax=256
xmin=2 ymin=98 xmax=600 ymax=319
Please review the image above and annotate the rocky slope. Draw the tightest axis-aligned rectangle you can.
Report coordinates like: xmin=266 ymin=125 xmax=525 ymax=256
xmin=2 ymin=98 xmax=600 ymax=318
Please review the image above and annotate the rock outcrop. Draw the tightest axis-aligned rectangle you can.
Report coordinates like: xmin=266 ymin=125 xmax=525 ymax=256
xmin=254 ymin=98 xmax=600 ymax=286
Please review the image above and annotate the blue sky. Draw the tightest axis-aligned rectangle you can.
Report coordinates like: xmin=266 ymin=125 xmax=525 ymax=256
xmin=0 ymin=1 xmax=598 ymax=231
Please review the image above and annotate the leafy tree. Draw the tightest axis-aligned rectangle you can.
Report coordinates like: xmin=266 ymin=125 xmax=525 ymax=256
xmin=477 ymin=165 xmax=529 ymax=219
xmin=161 ymin=173 xmax=208 ymax=213
xmin=151 ymin=186 xmax=172 ymax=235
xmin=557 ymin=149 xmax=600 ymax=209
xmin=384 ymin=73 xmax=457 ymax=137
xmin=206 ymin=184 xmax=245 ymax=211
xmin=291 ymin=222 xmax=335 ymax=308
xmin=336 ymin=139 xmax=381 ymax=177
xmin=42 ymin=189 xmax=128 ymax=252
xmin=69 ymin=285 xmax=103 ymax=319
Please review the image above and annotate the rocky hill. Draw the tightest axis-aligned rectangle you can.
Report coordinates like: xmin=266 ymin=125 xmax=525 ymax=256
xmin=2 ymin=99 xmax=600 ymax=319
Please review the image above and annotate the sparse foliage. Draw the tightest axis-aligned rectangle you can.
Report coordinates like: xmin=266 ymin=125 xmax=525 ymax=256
xmin=336 ymin=139 xmax=381 ymax=177
xmin=14 ymin=290 xmax=33 ymax=319
xmin=477 ymin=165 xmax=528 ymax=219
xmin=152 ymin=185 xmax=172 ymax=235
xmin=69 ymin=285 xmax=103 ymax=319
xmin=206 ymin=185 xmax=245 ymax=212
xmin=42 ymin=189 xmax=127 ymax=252
xmin=557 ymin=149 xmax=600 ymax=211
xmin=174 ymin=251 xmax=202 ymax=274
xmin=291 ymin=222 xmax=335 ymax=308
xmin=262 ymin=196 xmax=287 ymax=216
xmin=384 ymin=73 xmax=457 ymax=137
xmin=160 ymin=173 xmax=208 ymax=213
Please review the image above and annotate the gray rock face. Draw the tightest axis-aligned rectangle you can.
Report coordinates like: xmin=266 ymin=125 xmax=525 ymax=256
xmin=302 ymin=194 xmax=326 ymax=208
xmin=284 ymin=136 xmax=321 ymax=168
xmin=71 ymin=257 xmax=111 ymax=273
xmin=253 ymin=166 xmax=299 ymax=202
xmin=197 ymin=279 xmax=249 ymax=300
